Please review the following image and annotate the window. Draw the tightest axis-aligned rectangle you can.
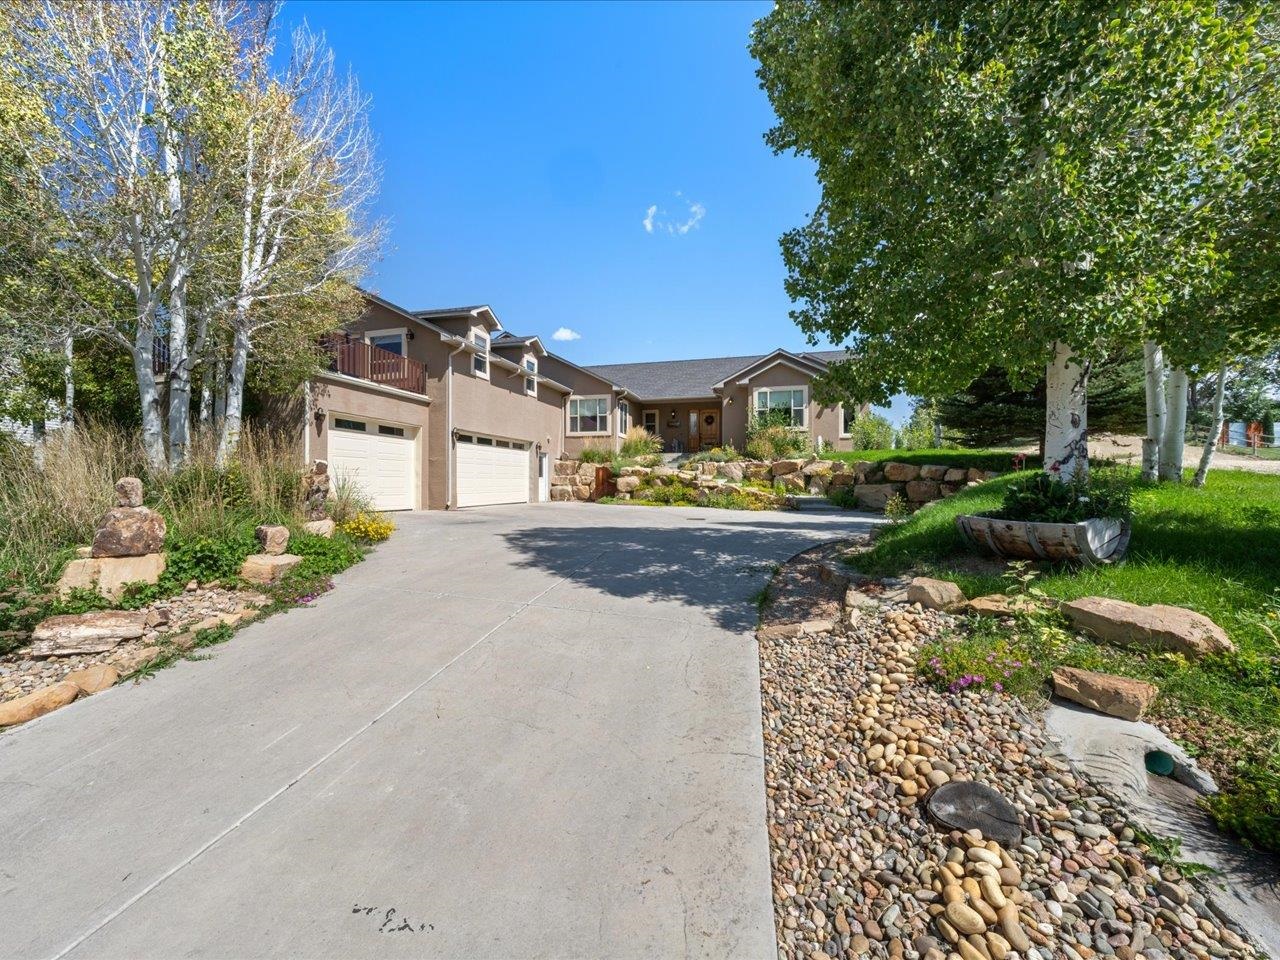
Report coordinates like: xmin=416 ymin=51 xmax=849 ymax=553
xmin=476 ymin=436 xmax=494 ymax=446
xmin=472 ymin=330 xmax=490 ymax=378
xmin=334 ymin=418 xmax=366 ymax=431
xmin=754 ymin=387 xmax=807 ymax=427
xmin=617 ymin=400 xmax=629 ymax=435
xmin=496 ymin=439 xmax=511 ymax=448
xmin=367 ymin=331 xmax=405 ymax=356
xmin=456 ymin=433 xmax=474 ymax=443
xmin=841 ymin=404 xmax=856 ymax=438
xmin=524 ymin=357 xmax=537 ymax=396
xmin=568 ymin=396 xmax=609 ymax=434
xmin=642 ymin=410 xmax=658 ymax=434
xmin=378 ymin=425 xmax=405 ymax=437
xmin=512 ymin=442 xmax=528 ymax=450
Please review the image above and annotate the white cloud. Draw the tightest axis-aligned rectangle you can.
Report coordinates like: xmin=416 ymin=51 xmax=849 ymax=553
xmin=642 ymin=204 xmax=657 ymax=234
xmin=641 ymin=194 xmax=706 ymax=236
xmin=552 ymin=326 xmax=581 ymax=342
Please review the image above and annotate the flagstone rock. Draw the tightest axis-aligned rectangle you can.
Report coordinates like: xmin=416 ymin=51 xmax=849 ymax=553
xmin=65 ymin=663 xmax=119 ymax=695
xmin=240 ymin=553 xmax=302 ymax=585
xmin=57 ymin=553 xmax=166 ymax=602
xmin=1062 ymin=596 xmax=1233 ymax=657
xmin=30 ymin=610 xmax=147 ymax=657
xmin=1052 ymin=666 xmax=1158 ymax=721
xmin=772 ymin=458 xmax=805 ymax=476
xmin=0 ymin=681 xmax=79 ymax=727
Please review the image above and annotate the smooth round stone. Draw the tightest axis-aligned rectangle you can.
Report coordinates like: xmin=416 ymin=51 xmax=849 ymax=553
xmin=925 ymin=781 xmax=1023 ymax=847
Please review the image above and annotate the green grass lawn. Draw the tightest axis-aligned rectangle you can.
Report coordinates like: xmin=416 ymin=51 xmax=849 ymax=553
xmin=822 ymin=447 xmax=1040 ymax=472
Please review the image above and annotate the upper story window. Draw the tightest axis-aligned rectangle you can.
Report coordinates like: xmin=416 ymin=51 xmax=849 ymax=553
xmin=367 ymin=331 xmax=405 ymax=356
xmin=524 ymin=356 xmax=537 ymax=396
xmin=754 ymin=387 xmax=807 ymax=428
xmin=841 ymin=404 xmax=857 ymax=437
xmin=568 ymin=396 xmax=609 ymax=434
xmin=472 ymin=329 xmax=490 ymax=378
xmin=617 ymin=399 xmax=629 ymax=435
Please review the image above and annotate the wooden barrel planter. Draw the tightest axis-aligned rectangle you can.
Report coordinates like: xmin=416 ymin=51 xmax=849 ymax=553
xmin=955 ymin=514 xmax=1131 ymax=566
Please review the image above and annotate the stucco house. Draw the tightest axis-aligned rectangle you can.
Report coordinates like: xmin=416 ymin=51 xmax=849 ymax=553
xmin=303 ymin=291 xmax=867 ymax=511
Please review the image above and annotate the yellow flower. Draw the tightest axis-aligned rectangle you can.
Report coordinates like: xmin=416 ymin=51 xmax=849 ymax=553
xmin=339 ymin=512 xmax=395 ymax=543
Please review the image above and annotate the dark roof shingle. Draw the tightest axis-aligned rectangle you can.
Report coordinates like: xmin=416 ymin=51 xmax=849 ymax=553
xmin=585 ymin=348 xmax=850 ymax=400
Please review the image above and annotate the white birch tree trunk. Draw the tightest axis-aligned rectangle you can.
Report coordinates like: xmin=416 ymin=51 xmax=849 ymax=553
xmin=1141 ymin=340 xmax=1165 ymax=481
xmin=62 ymin=335 xmax=74 ymax=425
xmin=1043 ymin=341 xmax=1090 ymax=482
xmin=1192 ymin=363 xmax=1227 ymax=488
xmin=214 ymin=356 xmax=227 ymax=423
xmin=215 ymin=326 xmax=250 ymax=467
xmin=198 ymin=377 xmax=212 ymax=426
xmin=166 ymin=278 xmax=192 ymax=465
xmin=134 ymin=325 xmax=166 ymax=469
xmin=1158 ymin=366 xmax=1189 ymax=481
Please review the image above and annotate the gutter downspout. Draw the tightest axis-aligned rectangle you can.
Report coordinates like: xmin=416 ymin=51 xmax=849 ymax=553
xmin=445 ymin=338 xmax=468 ymax=509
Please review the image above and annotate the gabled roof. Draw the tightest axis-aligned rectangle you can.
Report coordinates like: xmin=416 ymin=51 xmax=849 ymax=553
xmin=586 ymin=348 xmax=851 ymax=401
xmin=492 ymin=332 xmax=547 ymax=356
xmin=412 ymin=304 xmax=503 ymax=331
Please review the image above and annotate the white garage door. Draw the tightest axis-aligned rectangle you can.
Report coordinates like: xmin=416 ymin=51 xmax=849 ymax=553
xmin=456 ymin=433 xmax=530 ymax=507
xmin=328 ymin=415 xmax=416 ymax=511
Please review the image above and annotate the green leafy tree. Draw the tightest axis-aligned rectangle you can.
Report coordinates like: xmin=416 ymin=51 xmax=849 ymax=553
xmin=752 ymin=1 xmax=1280 ymax=481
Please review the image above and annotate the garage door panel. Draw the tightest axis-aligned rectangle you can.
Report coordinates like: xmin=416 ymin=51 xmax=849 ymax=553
xmin=456 ymin=438 xmax=529 ymax=507
xmin=328 ymin=417 xmax=416 ymax=512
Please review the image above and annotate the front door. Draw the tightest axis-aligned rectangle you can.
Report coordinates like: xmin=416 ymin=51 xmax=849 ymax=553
xmin=538 ymin=453 xmax=550 ymax=501
xmin=697 ymin=409 xmax=721 ymax=450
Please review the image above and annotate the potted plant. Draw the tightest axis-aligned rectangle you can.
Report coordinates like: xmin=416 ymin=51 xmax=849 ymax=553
xmin=956 ymin=470 xmax=1133 ymax=565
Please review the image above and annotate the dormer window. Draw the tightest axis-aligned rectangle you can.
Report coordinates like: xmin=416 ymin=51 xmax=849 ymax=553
xmin=472 ymin=329 xmax=490 ymax=378
xmin=524 ymin=356 xmax=537 ymax=396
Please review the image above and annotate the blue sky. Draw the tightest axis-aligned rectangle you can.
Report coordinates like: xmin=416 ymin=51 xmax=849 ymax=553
xmin=278 ymin=1 xmax=911 ymax=424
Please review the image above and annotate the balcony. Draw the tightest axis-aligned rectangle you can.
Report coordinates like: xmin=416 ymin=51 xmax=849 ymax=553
xmin=322 ymin=332 xmax=427 ymax=395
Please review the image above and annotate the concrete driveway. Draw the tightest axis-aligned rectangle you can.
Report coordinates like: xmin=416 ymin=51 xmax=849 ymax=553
xmin=0 ymin=502 xmax=880 ymax=959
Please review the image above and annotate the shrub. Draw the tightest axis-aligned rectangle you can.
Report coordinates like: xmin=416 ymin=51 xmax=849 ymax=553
xmin=578 ymin=443 xmax=612 ymax=464
xmin=1205 ymin=752 xmax=1280 ymax=852
xmin=687 ymin=444 xmax=743 ymax=464
xmin=843 ymin=411 xmax=896 ymax=451
xmin=340 ymin=512 xmax=395 ymax=542
xmin=326 ymin=472 xmax=374 ymax=524
xmin=996 ymin=470 xmax=1133 ymax=523
xmin=883 ymin=493 xmax=912 ymax=523
xmin=828 ymin=486 xmax=859 ymax=510
xmin=746 ymin=411 xmax=811 ymax=461
xmin=619 ymin=425 xmax=662 ymax=458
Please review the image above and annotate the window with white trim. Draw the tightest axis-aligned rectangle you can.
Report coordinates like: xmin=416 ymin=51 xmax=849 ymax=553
xmin=754 ymin=387 xmax=807 ymax=427
xmin=617 ymin=400 xmax=629 ymax=435
xmin=366 ymin=329 xmax=406 ymax=356
xmin=472 ymin=329 xmax=490 ymax=378
xmin=568 ymin=396 xmax=609 ymax=434
xmin=524 ymin=356 xmax=537 ymax=396
xmin=841 ymin=404 xmax=857 ymax=437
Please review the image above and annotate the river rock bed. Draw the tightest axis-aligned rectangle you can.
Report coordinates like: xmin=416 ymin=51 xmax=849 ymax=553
xmin=758 ymin=569 xmax=1260 ymax=959
xmin=0 ymin=585 xmax=268 ymax=704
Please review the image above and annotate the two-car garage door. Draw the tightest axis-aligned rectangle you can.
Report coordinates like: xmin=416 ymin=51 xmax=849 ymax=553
xmin=328 ymin=416 xmax=417 ymax=511
xmin=455 ymin=433 xmax=530 ymax=507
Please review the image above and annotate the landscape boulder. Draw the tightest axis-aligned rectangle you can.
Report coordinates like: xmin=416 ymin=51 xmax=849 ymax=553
xmin=778 ymin=473 xmax=805 ymax=492
xmin=301 ymin=460 xmax=331 ymax=520
xmin=1052 ymin=666 xmax=1158 ymax=721
xmin=802 ymin=460 xmax=833 ymax=477
xmin=962 ymin=594 xmax=1042 ymax=617
xmin=240 ymin=553 xmax=303 ymax=585
xmin=905 ymin=479 xmax=941 ymax=502
xmin=717 ymin=461 xmax=745 ymax=482
xmin=65 ymin=663 xmax=119 ymax=696
xmin=91 ymin=506 xmax=166 ymax=558
xmin=943 ymin=468 xmax=968 ymax=483
xmin=919 ymin=464 xmax=949 ymax=481
xmin=550 ymin=486 xmax=572 ymax=502
xmin=827 ymin=472 xmax=856 ymax=488
xmin=57 ymin=553 xmax=167 ymax=602
xmin=906 ymin=577 xmax=966 ymax=611
xmin=114 ymin=476 xmax=144 ymax=508
xmin=615 ymin=475 xmax=641 ymax=494
xmin=852 ymin=483 xmax=903 ymax=511
xmin=0 ymin=681 xmax=80 ymax=727
xmin=255 ymin=524 xmax=291 ymax=556
xmin=30 ymin=610 xmax=147 ymax=657
xmin=771 ymin=458 xmax=805 ymax=476
xmin=744 ymin=462 xmax=773 ymax=481
xmin=619 ymin=466 xmax=652 ymax=478
xmin=303 ymin=518 xmax=336 ymax=538
xmin=553 ymin=459 xmax=578 ymax=478
xmin=1061 ymin=596 xmax=1234 ymax=657
xmin=883 ymin=461 xmax=921 ymax=482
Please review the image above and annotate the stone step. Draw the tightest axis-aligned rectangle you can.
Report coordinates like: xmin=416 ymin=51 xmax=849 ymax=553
xmin=786 ymin=495 xmax=844 ymax=512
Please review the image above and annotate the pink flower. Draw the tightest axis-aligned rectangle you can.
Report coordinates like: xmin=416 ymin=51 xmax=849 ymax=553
xmin=993 ymin=682 xmax=1004 ymax=692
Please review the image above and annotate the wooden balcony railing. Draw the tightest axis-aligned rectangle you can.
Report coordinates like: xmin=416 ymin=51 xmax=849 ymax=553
xmin=322 ymin=332 xmax=427 ymax=395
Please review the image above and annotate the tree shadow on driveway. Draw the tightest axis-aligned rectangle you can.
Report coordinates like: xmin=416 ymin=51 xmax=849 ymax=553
xmin=501 ymin=514 xmax=877 ymax=632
